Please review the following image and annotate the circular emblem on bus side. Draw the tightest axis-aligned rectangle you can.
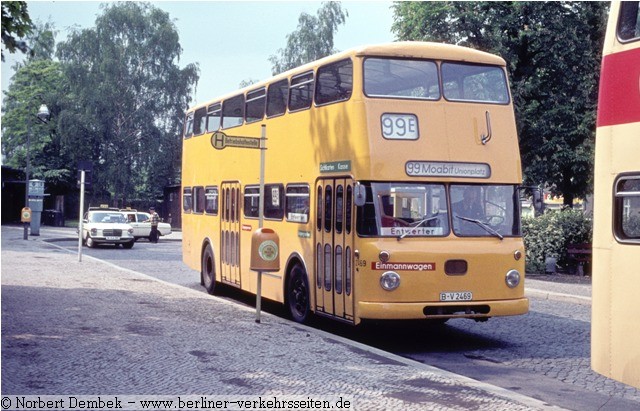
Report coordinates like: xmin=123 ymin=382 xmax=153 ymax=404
xmin=258 ymin=240 xmax=278 ymax=261
xmin=211 ymin=131 xmax=227 ymax=150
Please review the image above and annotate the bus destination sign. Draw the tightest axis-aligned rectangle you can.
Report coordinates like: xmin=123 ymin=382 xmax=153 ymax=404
xmin=405 ymin=161 xmax=491 ymax=178
xmin=320 ymin=160 xmax=351 ymax=174
xmin=211 ymin=131 xmax=261 ymax=150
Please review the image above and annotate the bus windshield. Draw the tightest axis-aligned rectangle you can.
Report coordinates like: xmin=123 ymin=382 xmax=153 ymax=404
xmin=364 ymin=58 xmax=440 ymax=99
xmin=356 ymin=183 xmax=520 ymax=238
xmin=357 ymin=183 xmax=449 ymax=237
xmin=450 ymin=185 xmax=520 ymax=238
xmin=363 ymin=58 xmax=509 ymax=104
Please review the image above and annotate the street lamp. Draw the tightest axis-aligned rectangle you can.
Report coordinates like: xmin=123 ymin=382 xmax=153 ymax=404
xmin=23 ymin=104 xmax=51 ymax=239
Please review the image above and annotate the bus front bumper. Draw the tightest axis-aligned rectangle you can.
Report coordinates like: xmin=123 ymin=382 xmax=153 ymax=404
xmin=357 ymin=297 xmax=529 ymax=321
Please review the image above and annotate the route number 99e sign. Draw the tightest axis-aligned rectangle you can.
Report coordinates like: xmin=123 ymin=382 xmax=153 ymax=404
xmin=381 ymin=113 xmax=419 ymax=140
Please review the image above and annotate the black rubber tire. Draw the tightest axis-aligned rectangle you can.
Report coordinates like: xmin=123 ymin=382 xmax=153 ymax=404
xmin=201 ymin=244 xmax=216 ymax=294
xmin=287 ymin=263 xmax=311 ymax=323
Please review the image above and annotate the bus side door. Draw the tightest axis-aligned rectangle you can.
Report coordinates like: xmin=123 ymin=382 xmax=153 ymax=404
xmin=315 ymin=178 xmax=355 ymax=323
xmin=220 ymin=181 xmax=241 ymax=287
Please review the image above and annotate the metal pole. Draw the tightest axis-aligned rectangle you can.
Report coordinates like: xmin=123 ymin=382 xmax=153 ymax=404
xmin=256 ymin=125 xmax=266 ymax=323
xmin=78 ymin=170 xmax=85 ymax=262
xmin=23 ymin=123 xmax=31 ymax=240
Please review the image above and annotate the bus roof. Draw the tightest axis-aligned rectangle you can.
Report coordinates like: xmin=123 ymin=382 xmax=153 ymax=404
xmin=188 ymin=41 xmax=507 ymax=113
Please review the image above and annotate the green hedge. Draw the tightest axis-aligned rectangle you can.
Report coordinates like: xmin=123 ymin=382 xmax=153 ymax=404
xmin=522 ymin=209 xmax=592 ymax=274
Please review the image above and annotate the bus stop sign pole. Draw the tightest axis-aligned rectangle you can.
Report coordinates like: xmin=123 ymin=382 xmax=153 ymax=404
xmin=210 ymin=126 xmax=270 ymax=323
xmin=256 ymin=125 xmax=266 ymax=323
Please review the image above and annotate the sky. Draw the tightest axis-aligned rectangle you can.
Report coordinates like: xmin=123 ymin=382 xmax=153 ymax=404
xmin=1 ymin=1 xmax=396 ymax=106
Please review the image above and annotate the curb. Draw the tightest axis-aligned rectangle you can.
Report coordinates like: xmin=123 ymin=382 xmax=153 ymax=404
xmin=526 ymin=288 xmax=591 ymax=305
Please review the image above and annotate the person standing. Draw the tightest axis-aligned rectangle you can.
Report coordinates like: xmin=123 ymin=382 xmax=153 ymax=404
xmin=149 ymin=206 xmax=160 ymax=243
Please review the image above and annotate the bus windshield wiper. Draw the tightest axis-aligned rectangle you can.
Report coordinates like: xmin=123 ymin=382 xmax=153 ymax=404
xmin=398 ymin=216 xmax=439 ymax=241
xmin=455 ymin=215 xmax=504 ymax=240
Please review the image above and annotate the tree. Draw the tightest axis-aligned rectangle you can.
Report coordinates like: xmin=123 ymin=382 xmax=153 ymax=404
xmin=269 ymin=1 xmax=347 ymax=75
xmin=55 ymin=2 xmax=199 ymax=206
xmin=1 ymin=1 xmax=33 ymax=61
xmin=1 ymin=22 xmax=69 ymax=192
xmin=392 ymin=1 xmax=609 ymax=206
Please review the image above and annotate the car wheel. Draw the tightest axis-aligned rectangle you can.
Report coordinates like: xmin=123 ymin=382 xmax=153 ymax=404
xmin=86 ymin=236 xmax=95 ymax=248
xmin=122 ymin=241 xmax=134 ymax=249
xmin=201 ymin=244 xmax=216 ymax=294
xmin=287 ymin=263 xmax=310 ymax=323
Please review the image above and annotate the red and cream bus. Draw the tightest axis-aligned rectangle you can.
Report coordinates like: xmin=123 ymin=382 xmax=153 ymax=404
xmin=592 ymin=1 xmax=640 ymax=389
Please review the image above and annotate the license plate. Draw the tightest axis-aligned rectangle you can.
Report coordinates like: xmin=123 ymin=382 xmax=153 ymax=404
xmin=440 ymin=291 xmax=473 ymax=302
xmin=105 ymin=236 xmax=119 ymax=240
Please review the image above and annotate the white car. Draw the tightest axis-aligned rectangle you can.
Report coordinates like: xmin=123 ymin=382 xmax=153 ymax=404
xmin=82 ymin=208 xmax=135 ymax=249
xmin=120 ymin=210 xmax=172 ymax=241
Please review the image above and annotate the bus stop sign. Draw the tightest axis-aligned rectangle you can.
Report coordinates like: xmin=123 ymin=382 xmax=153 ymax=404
xmin=211 ymin=131 xmax=261 ymax=150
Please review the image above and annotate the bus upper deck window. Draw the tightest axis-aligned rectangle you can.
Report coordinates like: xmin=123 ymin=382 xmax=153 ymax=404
xmin=184 ymin=113 xmax=194 ymax=139
xmin=222 ymin=95 xmax=245 ymax=129
xmin=315 ymin=59 xmax=353 ymax=105
xmin=442 ymin=63 xmax=509 ymax=104
xmin=207 ymin=103 xmax=221 ymax=132
xmin=289 ymin=72 xmax=314 ymax=111
xmin=618 ymin=1 xmax=640 ymax=42
xmin=364 ymin=58 xmax=439 ymax=100
xmin=193 ymin=107 xmax=206 ymax=135
xmin=246 ymin=88 xmax=266 ymax=123
xmin=267 ymin=79 xmax=288 ymax=117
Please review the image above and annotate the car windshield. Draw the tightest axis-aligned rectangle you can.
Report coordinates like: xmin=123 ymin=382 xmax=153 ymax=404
xmin=90 ymin=212 xmax=127 ymax=224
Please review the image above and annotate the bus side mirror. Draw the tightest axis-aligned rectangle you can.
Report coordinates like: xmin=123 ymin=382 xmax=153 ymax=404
xmin=354 ymin=183 xmax=366 ymax=207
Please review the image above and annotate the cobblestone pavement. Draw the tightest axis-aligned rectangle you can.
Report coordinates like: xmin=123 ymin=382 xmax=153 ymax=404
xmin=1 ymin=227 xmax=559 ymax=410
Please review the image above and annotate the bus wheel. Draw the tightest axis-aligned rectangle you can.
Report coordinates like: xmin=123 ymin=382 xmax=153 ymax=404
xmin=201 ymin=244 xmax=216 ymax=295
xmin=287 ymin=263 xmax=310 ymax=323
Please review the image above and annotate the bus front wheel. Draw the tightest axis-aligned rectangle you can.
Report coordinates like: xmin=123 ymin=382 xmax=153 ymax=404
xmin=201 ymin=244 xmax=216 ymax=295
xmin=287 ymin=263 xmax=310 ymax=323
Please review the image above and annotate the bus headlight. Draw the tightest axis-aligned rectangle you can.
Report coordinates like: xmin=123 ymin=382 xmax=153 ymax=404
xmin=380 ymin=271 xmax=400 ymax=291
xmin=505 ymin=269 xmax=521 ymax=288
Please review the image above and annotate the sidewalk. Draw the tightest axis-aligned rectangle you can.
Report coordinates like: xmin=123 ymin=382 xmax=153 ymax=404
xmin=2 ymin=226 xmax=566 ymax=410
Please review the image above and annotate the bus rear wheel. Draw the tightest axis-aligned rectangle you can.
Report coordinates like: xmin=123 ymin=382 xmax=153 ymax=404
xmin=201 ymin=244 xmax=216 ymax=295
xmin=287 ymin=263 xmax=310 ymax=323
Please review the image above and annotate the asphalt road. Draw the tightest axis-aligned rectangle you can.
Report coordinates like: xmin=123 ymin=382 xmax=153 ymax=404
xmin=52 ymin=237 xmax=640 ymax=411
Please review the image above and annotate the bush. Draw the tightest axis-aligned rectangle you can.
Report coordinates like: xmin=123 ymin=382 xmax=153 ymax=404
xmin=522 ymin=209 xmax=592 ymax=273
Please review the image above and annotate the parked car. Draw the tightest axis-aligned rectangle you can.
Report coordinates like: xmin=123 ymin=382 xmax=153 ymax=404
xmin=120 ymin=209 xmax=172 ymax=241
xmin=82 ymin=207 xmax=135 ymax=249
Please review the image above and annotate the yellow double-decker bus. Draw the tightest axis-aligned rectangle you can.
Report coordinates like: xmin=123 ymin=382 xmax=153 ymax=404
xmin=592 ymin=1 xmax=640 ymax=389
xmin=181 ymin=41 xmax=528 ymax=325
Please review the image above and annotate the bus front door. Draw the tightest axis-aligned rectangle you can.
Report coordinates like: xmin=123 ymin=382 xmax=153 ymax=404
xmin=315 ymin=178 xmax=355 ymax=323
xmin=220 ymin=181 xmax=241 ymax=287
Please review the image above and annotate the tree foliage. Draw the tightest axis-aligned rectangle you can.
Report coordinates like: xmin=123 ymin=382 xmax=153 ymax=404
xmin=522 ymin=209 xmax=592 ymax=273
xmin=1 ymin=21 xmax=69 ymax=192
xmin=269 ymin=1 xmax=347 ymax=75
xmin=1 ymin=1 xmax=33 ymax=61
xmin=54 ymin=2 xmax=199 ymax=206
xmin=392 ymin=1 xmax=608 ymax=205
